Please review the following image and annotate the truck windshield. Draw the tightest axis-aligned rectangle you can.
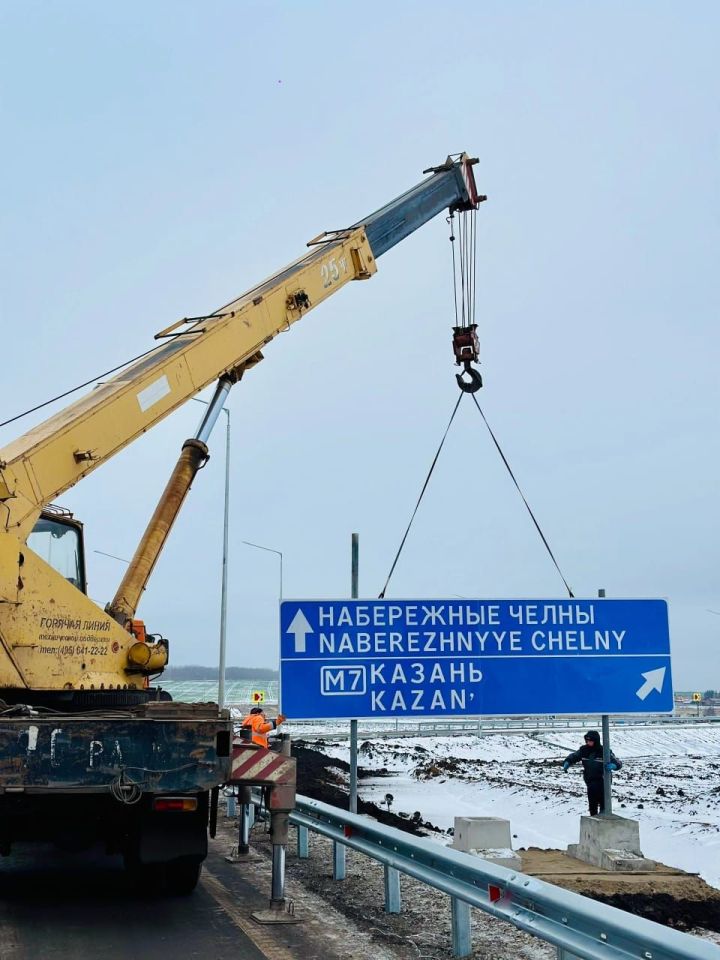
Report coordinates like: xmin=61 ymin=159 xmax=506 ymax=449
xmin=27 ymin=517 xmax=84 ymax=590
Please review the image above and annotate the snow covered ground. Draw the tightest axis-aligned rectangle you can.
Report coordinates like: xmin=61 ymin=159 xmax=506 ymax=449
xmin=309 ymin=723 xmax=720 ymax=889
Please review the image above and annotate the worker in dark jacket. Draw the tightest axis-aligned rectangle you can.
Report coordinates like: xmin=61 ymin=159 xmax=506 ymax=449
xmin=241 ymin=706 xmax=286 ymax=748
xmin=562 ymin=729 xmax=622 ymax=816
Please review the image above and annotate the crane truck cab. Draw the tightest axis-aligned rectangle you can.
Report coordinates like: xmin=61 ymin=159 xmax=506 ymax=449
xmin=28 ymin=507 xmax=86 ymax=593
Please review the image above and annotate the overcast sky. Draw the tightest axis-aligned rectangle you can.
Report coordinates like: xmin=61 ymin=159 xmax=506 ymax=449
xmin=1 ymin=2 xmax=717 ymax=690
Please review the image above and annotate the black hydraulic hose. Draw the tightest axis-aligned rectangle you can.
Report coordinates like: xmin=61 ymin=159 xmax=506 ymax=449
xmin=0 ymin=344 xmax=160 ymax=430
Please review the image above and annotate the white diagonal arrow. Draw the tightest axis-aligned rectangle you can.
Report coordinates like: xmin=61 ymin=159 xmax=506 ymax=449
xmin=636 ymin=667 xmax=666 ymax=701
xmin=287 ymin=609 xmax=313 ymax=653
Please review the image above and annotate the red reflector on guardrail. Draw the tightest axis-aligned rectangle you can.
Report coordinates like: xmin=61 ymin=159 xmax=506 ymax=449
xmin=344 ymin=825 xmax=353 ymax=838
xmin=488 ymin=884 xmax=503 ymax=903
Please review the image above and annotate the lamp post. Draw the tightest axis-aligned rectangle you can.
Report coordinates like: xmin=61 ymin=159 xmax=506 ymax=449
xmin=241 ymin=540 xmax=283 ymax=602
xmin=193 ymin=398 xmax=231 ymax=708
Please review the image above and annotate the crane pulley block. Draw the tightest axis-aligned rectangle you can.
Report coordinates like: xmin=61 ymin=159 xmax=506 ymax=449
xmin=452 ymin=324 xmax=483 ymax=393
xmin=452 ymin=323 xmax=480 ymax=365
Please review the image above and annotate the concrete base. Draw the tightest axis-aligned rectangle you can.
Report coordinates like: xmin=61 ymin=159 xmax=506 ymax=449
xmin=567 ymin=814 xmax=655 ymax=871
xmin=251 ymin=906 xmax=302 ymax=925
xmin=452 ymin=817 xmax=512 ymax=851
xmin=452 ymin=818 xmax=520 ymax=869
xmin=600 ymin=848 xmax=655 ymax=871
xmin=467 ymin=847 xmax=522 ymax=871
xmin=225 ymin=846 xmax=263 ymax=864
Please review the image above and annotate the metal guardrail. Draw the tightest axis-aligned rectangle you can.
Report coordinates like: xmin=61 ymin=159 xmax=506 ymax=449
xmin=290 ymin=796 xmax=720 ymax=960
xmin=287 ymin=714 xmax=720 ymax=741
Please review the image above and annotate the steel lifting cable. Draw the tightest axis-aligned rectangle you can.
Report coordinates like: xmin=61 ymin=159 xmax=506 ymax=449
xmin=448 ymin=213 xmax=460 ymax=327
xmin=454 ymin=207 xmax=477 ymax=332
xmin=378 ymin=392 xmax=464 ymax=599
xmin=379 ymin=198 xmax=573 ymax=599
xmin=450 ymin=202 xmax=573 ymax=597
xmin=469 ymin=392 xmax=575 ymax=598
xmin=378 ymin=208 xmax=479 ymax=598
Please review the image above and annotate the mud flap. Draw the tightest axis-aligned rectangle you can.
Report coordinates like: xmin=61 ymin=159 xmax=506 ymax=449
xmin=135 ymin=814 xmax=208 ymax=865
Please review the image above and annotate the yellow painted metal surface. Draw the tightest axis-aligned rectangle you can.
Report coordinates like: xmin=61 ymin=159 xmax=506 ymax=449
xmin=0 ymin=228 xmax=376 ymax=692
xmin=127 ymin=640 xmax=168 ymax=670
xmin=0 ymin=537 xmax=143 ymax=690
xmin=0 ymin=229 xmax=376 ymax=542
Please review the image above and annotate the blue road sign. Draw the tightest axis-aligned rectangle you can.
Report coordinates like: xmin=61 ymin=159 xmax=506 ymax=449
xmin=279 ymin=598 xmax=673 ymax=720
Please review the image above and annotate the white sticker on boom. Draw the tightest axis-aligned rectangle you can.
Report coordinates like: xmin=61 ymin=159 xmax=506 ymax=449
xmin=137 ymin=375 xmax=171 ymax=412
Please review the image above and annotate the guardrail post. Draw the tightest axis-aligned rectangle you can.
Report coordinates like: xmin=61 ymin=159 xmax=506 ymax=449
xmin=384 ymin=864 xmax=401 ymax=913
xmin=556 ymin=948 xmax=583 ymax=960
xmin=297 ymin=824 xmax=309 ymax=859
xmin=333 ymin=840 xmax=346 ymax=880
xmin=451 ymin=897 xmax=471 ymax=956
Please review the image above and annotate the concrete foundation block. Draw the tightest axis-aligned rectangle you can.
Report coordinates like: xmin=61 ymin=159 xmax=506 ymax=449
xmin=567 ymin=814 xmax=654 ymax=871
xmin=452 ymin=817 xmax=512 ymax=852
xmin=600 ymin=849 xmax=655 ymax=871
xmin=468 ymin=847 xmax=522 ymax=871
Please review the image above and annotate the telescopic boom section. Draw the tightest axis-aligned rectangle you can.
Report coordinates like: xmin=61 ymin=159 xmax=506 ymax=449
xmin=0 ymin=153 xmax=481 ymax=542
xmin=106 ymin=372 xmax=243 ymax=626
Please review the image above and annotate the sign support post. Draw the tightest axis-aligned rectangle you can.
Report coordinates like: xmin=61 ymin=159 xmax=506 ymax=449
xmin=598 ymin=588 xmax=613 ymax=817
xmin=334 ymin=534 xmax=359 ymax=883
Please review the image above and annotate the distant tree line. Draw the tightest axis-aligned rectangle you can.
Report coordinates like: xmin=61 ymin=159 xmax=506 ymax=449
xmin=162 ymin=665 xmax=278 ymax=681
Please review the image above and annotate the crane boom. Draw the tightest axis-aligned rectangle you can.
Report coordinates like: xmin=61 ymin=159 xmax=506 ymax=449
xmin=0 ymin=152 xmax=481 ymax=693
xmin=0 ymin=155 xmax=480 ymax=541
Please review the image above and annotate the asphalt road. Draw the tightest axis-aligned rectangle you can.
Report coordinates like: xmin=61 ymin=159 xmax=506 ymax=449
xmin=0 ymin=839 xmax=306 ymax=960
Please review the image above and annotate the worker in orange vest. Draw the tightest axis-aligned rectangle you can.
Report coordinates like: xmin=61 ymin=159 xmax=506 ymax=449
xmin=241 ymin=706 xmax=286 ymax=748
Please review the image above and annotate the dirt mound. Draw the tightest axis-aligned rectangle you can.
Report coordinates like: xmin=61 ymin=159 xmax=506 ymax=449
xmin=521 ymin=847 xmax=720 ymax=933
xmin=292 ymin=743 xmax=438 ymax=835
xmin=599 ymin=892 xmax=720 ymax=932
xmin=415 ymin=756 xmax=467 ymax=779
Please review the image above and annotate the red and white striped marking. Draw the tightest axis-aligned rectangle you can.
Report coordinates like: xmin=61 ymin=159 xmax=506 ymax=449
xmin=229 ymin=747 xmax=294 ymax=785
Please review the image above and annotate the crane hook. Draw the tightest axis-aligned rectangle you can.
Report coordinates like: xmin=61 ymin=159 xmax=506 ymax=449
xmin=456 ymin=361 xmax=483 ymax=394
xmin=452 ymin=325 xmax=482 ymax=393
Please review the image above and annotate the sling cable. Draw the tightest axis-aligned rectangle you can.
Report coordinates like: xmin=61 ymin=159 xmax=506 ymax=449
xmin=379 ymin=202 xmax=574 ymax=600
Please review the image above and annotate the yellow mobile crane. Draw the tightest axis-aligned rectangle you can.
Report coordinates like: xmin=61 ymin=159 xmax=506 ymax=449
xmin=0 ymin=153 xmax=483 ymax=892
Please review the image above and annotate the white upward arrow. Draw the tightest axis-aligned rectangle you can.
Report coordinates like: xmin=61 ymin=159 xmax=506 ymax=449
xmin=287 ymin=609 xmax=313 ymax=653
xmin=636 ymin=667 xmax=666 ymax=701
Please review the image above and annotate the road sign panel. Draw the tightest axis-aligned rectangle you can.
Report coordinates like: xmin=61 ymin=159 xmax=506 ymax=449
xmin=279 ymin=598 xmax=673 ymax=720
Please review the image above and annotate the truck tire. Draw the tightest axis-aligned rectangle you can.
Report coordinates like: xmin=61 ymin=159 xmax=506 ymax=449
xmin=123 ymin=857 xmax=164 ymax=890
xmin=165 ymin=860 xmax=202 ymax=895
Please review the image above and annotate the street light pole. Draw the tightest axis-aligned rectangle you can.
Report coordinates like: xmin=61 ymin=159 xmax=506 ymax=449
xmin=241 ymin=541 xmax=283 ymax=602
xmin=218 ymin=407 xmax=231 ymax=709
xmin=193 ymin=397 xmax=231 ymax=708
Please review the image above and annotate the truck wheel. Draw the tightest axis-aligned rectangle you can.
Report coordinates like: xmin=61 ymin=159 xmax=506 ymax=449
xmin=123 ymin=858 xmax=164 ymax=890
xmin=165 ymin=860 xmax=202 ymax=895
